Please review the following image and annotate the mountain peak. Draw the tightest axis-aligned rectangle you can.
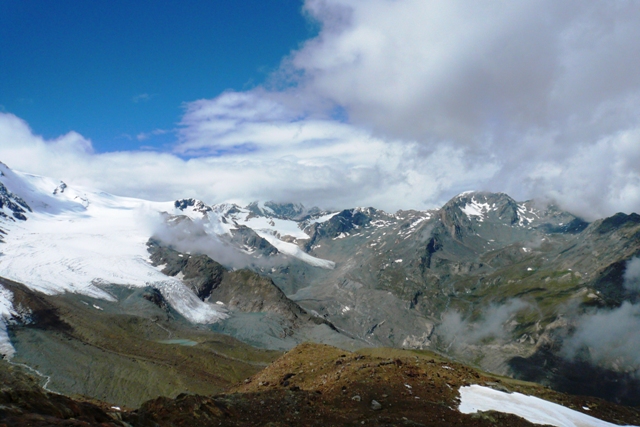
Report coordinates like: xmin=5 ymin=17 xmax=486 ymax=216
xmin=444 ymin=191 xmax=519 ymax=225
xmin=174 ymin=198 xmax=212 ymax=215
xmin=451 ymin=191 xmax=514 ymax=204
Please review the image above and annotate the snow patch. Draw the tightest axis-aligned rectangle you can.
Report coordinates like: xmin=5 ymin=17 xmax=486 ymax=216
xmin=517 ymin=203 xmax=541 ymax=226
xmin=229 ymin=209 xmax=310 ymax=240
xmin=306 ymin=211 xmax=339 ymax=225
xmin=458 ymin=385 xmax=634 ymax=427
xmin=461 ymin=197 xmax=491 ymax=221
xmin=155 ymin=279 xmax=227 ymax=323
xmin=256 ymin=232 xmax=335 ymax=269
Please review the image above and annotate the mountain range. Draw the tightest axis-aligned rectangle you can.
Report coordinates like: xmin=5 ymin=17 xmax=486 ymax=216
xmin=1 ymin=160 xmax=640 ymax=424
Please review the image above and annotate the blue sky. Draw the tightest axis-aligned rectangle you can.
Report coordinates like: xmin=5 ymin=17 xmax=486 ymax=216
xmin=0 ymin=1 xmax=639 ymax=218
xmin=0 ymin=0 xmax=314 ymax=152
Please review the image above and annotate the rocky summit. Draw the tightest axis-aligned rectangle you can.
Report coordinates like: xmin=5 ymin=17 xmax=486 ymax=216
xmin=1 ymin=161 xmax=640 ymax=425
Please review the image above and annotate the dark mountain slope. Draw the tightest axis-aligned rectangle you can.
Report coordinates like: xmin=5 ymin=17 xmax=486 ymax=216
xmin=2 ymin=276 xmax=280 ymax=408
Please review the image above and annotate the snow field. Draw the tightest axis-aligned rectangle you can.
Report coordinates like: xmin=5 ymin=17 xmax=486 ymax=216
xmin=0 ymin=171 xmax=227 ymax=329
xmin=0 ymin=167 xmax=340 ymax=356
xmin=256 ymin=231 xmax=335 ymax=269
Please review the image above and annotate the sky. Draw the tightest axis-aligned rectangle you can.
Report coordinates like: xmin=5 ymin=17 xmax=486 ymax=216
xmin=1 ymin=0 xmax=640 ymax=219
xmin=0 ymin=0 xmax=314 ymax=151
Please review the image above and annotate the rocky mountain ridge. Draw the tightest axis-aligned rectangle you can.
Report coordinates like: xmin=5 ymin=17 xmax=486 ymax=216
xmin=1 ymin=162 xmax=640 ymax=406
xmin=148 ymin=190 xmax=640 ymax=403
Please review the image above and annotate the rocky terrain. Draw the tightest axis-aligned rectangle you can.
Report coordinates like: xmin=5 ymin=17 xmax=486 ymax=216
xmin=248 ymin=193 xmax=640 ymax=404
xmin=3 ymin=342 xmax=640 ymax=426
xmin=146 ymin=239 xmax=355 ymax=351
xmin=2 ymin=161 xmax=640 ymax=420
xmin=148 ymin=191 xmax=640 ymax=404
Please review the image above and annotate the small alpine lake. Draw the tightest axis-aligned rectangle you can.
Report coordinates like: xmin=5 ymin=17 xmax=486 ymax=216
xmin=157 ymin=339 xmax=198 ymax=346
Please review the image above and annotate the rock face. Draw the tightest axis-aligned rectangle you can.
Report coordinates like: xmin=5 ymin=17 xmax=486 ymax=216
xmin=52 ymin=181 xmax=67 ymax=195
xmin=304 ymin=207 xmax=374 ymax=250
xmin=228 ymin=225 xmax=279 ymax=256
xmin=141 ymin=287 xmax=169 ymax=310
xmin=148 ymin=239 xmax=226 ymax=300
xmin=245 ymin=201 xmax=319 ymax=220
xmin=174 ymin=198 xmax=212 ymax=214
xmin=0 ymin=181 xmax=31 ymax=223
xmin=147 ymin=239 xmax=335 ymax=329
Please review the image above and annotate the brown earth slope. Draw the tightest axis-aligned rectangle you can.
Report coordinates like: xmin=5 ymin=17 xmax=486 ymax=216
xmin=126 ymin=343 xmax=640 ymax=427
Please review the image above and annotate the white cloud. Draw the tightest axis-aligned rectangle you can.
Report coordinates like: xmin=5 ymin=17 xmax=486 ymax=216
xmin=137 ymin=128 xmax=170 ymax=141
xmin=288 ymin=0 xmax=640 ymax=217
xmin=1 ymin=1 xmax=640 ymax=218
xmin=294 ymin=1 xmax=640 ymax=141
xmin=0 ymin=110 xmax=494 ymax=212
xmin=132 ymin=93 xmax=155 ymax=103
xmin=562 ymin=302 xmax=640 ymax=372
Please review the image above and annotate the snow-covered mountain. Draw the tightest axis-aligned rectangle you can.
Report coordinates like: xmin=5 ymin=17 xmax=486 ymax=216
xmin=2 ymin=161 xmax=640 ymax=407
xmin=0 ymin=162 xmax=346 ymax=357
xmin=0 ymin=164 xmax=230 ymax=355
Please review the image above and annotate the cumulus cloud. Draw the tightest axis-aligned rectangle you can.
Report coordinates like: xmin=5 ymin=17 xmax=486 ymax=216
xmin=1 ymin=1 xmax=640 ymax=218
xmin=295 ymin=1 xmax=640 ymax=139
xmin=287 ymin=0 xmax=640 ymax=218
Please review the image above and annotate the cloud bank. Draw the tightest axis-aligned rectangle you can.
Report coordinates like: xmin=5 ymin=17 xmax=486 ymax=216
xmin=0 ymin=104 xmax=494 ymax=212
xmin=560 ymin=257 xmax=640 ymax=372
xmin=562 ymin=302 xmax=640 ymax=373
xmin=2 ymin=0 xmax=640 ymax=218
